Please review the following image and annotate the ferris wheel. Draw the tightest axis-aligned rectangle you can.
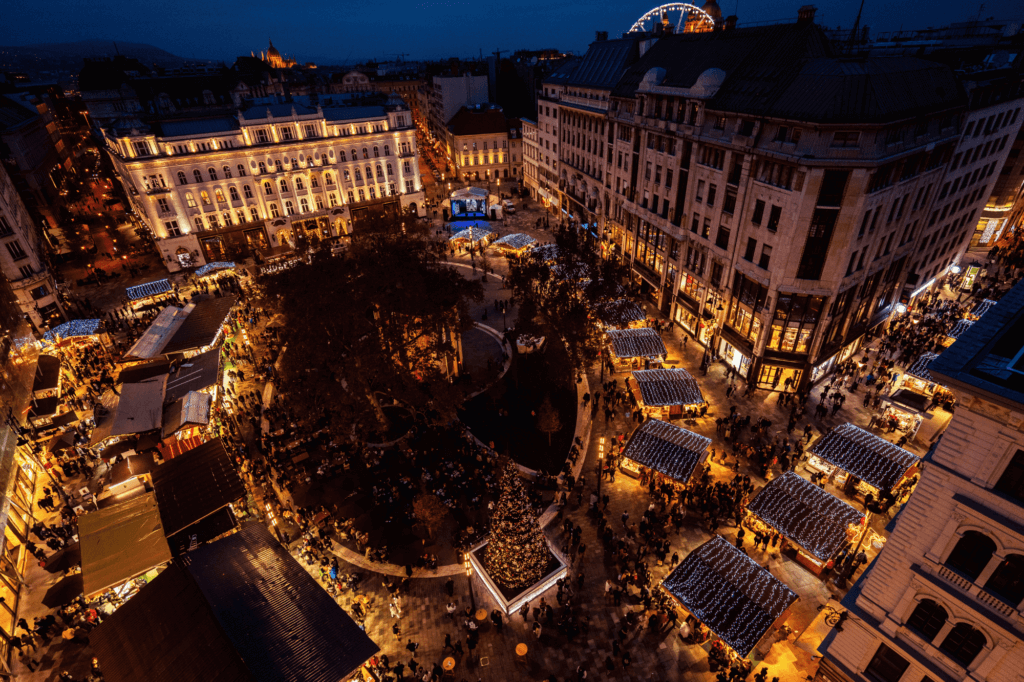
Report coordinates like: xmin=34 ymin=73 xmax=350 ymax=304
xmin=628 ymin=3 xmax=714 ymax=33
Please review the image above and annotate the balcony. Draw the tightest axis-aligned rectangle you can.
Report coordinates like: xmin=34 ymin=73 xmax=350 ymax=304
xmin=932 ymin=564 xmax=1020 ymax=622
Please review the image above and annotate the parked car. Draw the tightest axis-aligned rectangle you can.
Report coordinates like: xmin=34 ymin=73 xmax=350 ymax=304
xmin=502 ymin=199 xmax=515 ymax=214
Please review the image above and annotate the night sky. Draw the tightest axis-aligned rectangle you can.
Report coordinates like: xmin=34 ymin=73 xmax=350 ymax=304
xmin=2 ymin=0 xmax=1021 ymax=64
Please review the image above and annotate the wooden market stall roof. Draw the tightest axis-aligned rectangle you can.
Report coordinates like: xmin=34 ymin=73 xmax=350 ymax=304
xmin=746 ymin=472 xmax=864 ymax=562
xmin=621 ymin=418 xmax=711 ymax=484
xmin=596 ymin=298 xmax=646 ymax=328
xmin=607 ymin=327 xmax=666 ymax=359
xmin=492 ymin=233 xmax=536 ymax=250
xmin=809 ymin=423 xmax=919 ymax=492
xmin=633 ymin=368 xmax=704 ymax=407
xmin=43 ymin=319 xmax=102 ymax=343
xmin=906 ymin=352 xmax=940 ymax=383
xmin=662 ymin=535 xmax=798 ymax=656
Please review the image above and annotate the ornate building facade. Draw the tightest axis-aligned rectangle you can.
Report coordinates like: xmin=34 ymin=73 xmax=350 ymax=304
xmin=101 ymin=95 xmax=424 ymax=271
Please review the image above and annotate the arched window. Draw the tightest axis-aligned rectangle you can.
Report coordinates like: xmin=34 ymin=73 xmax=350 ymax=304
xmin=238 ymin=164 xmax=247 ymax=177
xmin=214 ymin=189 xmax=225 ymax=203
xmin=258 ymin=162 xmax=267 ymax=174
xmin=243 ymin=185 xmax=253 ymax=199
xmin=325 ymin=173 xmax=334 ymax=186
xmin=354 ymin=168 xmax=362 ymax=181
xmin=339 ymin=150 xmax=347 ymax=162
xmin=193 ymin=169 xmax=202 ymax=183
xmin=906 ymin=599 xmax=947 ymax=641
xmin=366 ymin=166 xmax=373 ymax=181
xmin=200 ymin=191 xmax=211 ymax=205
xmin=984 ymin=554 xmax=1024 ymax=605
xmin=376 ymin=164 xmax=384 ymax=179
xmin=373 ymin=146 xmax=379 ymax=157
xmin=208 ymin=167 xmax=218 ymax=181
xmin=269 ymin=203 xmax=280 ymax=218
xmin=285 ymin=200 xmax=294 ymax=215
xmin=185 ymin=193 xmax=197 ymax=208
xmin=384 ymin=144 xmax=390 ymax=156
xmin=264 ymin=181 xmax=273 ymax=196
xmin=250 ymin=208 xmax=258 ymax=221
xmin=177 ymin=171 xmax=188 ymax=185
xmin=194 ymin=217 xmax=203 ymax=231
xmin=229 ymin=187 xmax=240 ymax=201
xmin=351 ymin=149 xmax=358 ymax=161
xmin=223 ymin=165 xmax=232 ymax=178
xmin=295 ymin=177 xmax=305 ymax=190
xmin=386 ymin=163 xmax=393 ymax=177
xmin=362 ymin=148 xmax=369 ymax=159
xmin=321 ymin=154 xmax=329 ymax=165
xmin=946 ymin=531 xmax=996 ymax=581
xmin=940 ymin=623 xmax=986 ymax=667
xmin=280 ymin=179 xmax=289 ymax=193
xmin=300 ymin=198 xmax=309 ymax=213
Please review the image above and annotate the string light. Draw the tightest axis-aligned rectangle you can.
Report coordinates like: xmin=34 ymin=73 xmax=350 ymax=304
xmin=906 ymin=352 xmax=939 ymax=383
xmin=44 ymin=319 xmax=101 ymax=343
xmin=195 ymin=261 xmax=235 ymax=277
xmin=746 ymin=471 xmax=864 ymax=561
xmin=596 ymin=298 xmax=646 ymax=328
xmin=533 ymin=244 xmax=560 ymax=262
xmin=662 ymin=535 xmax=797 ymax=656
xmin=809 ymin=423 xmax=919 ymax=492
xmin=947 ymin=319 xmax=974 ymax=340
xmin=607 ymin=327 xmax=666 ymax=359
xmin=621 ymin=418 xmax=711 ymax=483
xmin=970 ymin=298 xmax=997 ymax=319
xmin=127 ymin=278 xmax=172 ymax=301
xmin=493 ymin=233 xmax=536 ymax=250
xmin=633 ymin=368 xmax=705 ymax=407
xmin=449 ymin=227 xmax=495 ymax=244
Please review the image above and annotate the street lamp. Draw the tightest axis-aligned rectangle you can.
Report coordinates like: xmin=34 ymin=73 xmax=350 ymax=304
xmin=597 ymin=436 xmax=605 ymax=501
xmin=464 ymin=554 xmax=476 ymax=609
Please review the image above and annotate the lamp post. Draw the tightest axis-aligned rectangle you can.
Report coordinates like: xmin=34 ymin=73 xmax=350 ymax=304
xmin=464 ymin=554 xmax=476 ymax=610
xmin=597 ymin=436 xmax=605 ymax=501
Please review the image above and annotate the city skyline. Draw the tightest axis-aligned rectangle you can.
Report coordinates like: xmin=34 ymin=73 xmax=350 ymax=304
xmin=2 ymin=0 xmax=1022 ymax=64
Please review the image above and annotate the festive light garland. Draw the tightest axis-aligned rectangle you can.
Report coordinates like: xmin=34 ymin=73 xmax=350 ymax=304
xmin=632 ymin=368 xmax=705 ymax=407
xmin=662 ymin=535 xmax=798 ymax=656
xmin=971 ymin=298 xmax=997 ymax=319
xmin=126 ymin=278 xmax=172 ymax=301
xmin=484 ymin=462 xmax=550 ymax=589
xmin=746 ymin=472 xmax=864 ymax=561
xmin=449 ymin=227 xmax=495 ymax=244
xmin=906 ymin=352 xmax=940 ymax=383
xmin=195 ymin=261 xmax=235 ymax=277
xmin=596 ymin=298 xmax=646 ymax=328
xmin=621 ymin=418 xmax=711 ymax=483
xmin=493 ymin=233 xmax=536 ymax=250
xmin=532 ymin=244 xmax=561 ymax=262
xmin=43 ymin=319 xmax=101 ymax=343
xmin=809 ymin=423 xmax=919 ymax=491
xmin=947 ymin=319 xmax=974 ymax=340
xmin=607 ymin=327 xmax=667 ymax=359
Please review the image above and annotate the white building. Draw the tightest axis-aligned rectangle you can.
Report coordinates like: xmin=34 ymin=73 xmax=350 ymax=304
xmin=532 ymin=59 xmax=577 ymax=212
xmin=0 ymin=163 xmax=65 ymax=331
xmin=820 ymin=281 xmax=1024 ymax=682
xmin=100 ymin=95 xmax=424 ymax=271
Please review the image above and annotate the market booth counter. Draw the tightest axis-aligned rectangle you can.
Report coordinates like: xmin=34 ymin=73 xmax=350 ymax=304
xmin=661 ymin=535 xmax=798 ymax=664
xmin=807 ymin=423 xmax=920 ymax=504
xmin=618 ymin=418 xmax=711 ymax=485
xmin=631 ymin=367 xmax=706 ymax=420
xmin=745 ymin=472 xmax=865 ymax=576
xmin=607 ymin=327 xmax=667 ymax=371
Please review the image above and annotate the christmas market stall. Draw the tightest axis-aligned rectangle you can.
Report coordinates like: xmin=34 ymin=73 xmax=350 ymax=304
xmin=882 ymin=352 xmax=954 ymax=441
xmin=28 ymin=354 xmax=62 ymax=428
xmin=596 ymin=298 xmax=647 ymax=330
xmin=533 ymin=244 xmax=561 ymax=263
xmin=492 ymin=232 xmax=536 ymax=255
xmin=618 ymin=418 xmax=711 ymax=484
xmin=126 ymin=278 xmax=174 ymax=309
xmin=449 ymin=221 xmax=495 ymax=248
xmin=807 ymin=423 xmax=920 ymax=502
xmin=630 ymin=368 xmax=706 ymax=420
xmin=43 ymin=318 xmax=109 ymax=350
xmin=944 ymin=318 xmax=974 ymax=346
xmin=607 ymin=327 xmax=667 ymax=370
xmin=745 ymin=472 xmax=865 ymax=576
xmin=125 ymin=295 xmax=237 ymax=361
xmin=194 ymin=261 xmax=235 ymax=279
xmin=661 ymin=535 xmax=798 ymax=662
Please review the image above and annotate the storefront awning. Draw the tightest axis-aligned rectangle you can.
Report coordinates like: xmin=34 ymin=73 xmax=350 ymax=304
xmin=809 ymin=423 xmax=919 ymax=492
xmin=632 ymin=368 xmax=704 ymax=407
xmin=662 ymin=535 xmax=798 ymax=656
xmin=607 ymin=327 xmax=666 ymax=359
xmin=746 ymin=472 xmax=864 ymax=562
xmin=621 ymin=418 xmax=711 ymax=483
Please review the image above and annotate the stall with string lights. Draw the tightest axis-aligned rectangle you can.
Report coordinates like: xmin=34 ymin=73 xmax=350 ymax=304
xmin=449 ymin=225 xmax=495 ymax=247
xmin=618 ymin=418 xmax=711 ymax=484
xmin=596 ymin=298 xmax=647 ymax=330
xmin=195 ymin=261 xmax=236 ymax=279
xmin=630 ymin=368 xmax=705 ymax=420
xmin=661 ymin=535 xmax=798 ymax=662
xmin=944 ymin=318 xmax=974 ymax=346
xmin=807 ymin=423 xmax=920 ymax=501
xmin=492 ymin=233 xmax=536 ymax=255
xmin=968 ymin=298 xmax=997 ymax=320
xmin=745 ymin=472 xmax=865 ymax=576
xmin=607 ymin=327 xmax=667 ymax=371
xmin=43 ymin=319 xmax=111 ymax=353
xmin=126 ymin=279 xmax=174 ymax=309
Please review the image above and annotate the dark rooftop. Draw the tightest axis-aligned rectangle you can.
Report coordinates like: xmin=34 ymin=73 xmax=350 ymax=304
xmin=446 ymin=104 xmax=508 ymax=135
xmin=161 ymin=295 xmax=237 ymax=355
xmin=32 ymin=354 xmax=60 ymax=392
xmin=164 ymin=350 xmax=221 ymax=403
xmin=567 ymin=38 xmax=641 ymax=90
xmin=151 ymin=438 xmax=244 ymax=539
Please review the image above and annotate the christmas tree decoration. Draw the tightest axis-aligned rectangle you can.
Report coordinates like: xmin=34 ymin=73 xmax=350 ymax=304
xmin=484 ymin=461 xmax=550 ymax=589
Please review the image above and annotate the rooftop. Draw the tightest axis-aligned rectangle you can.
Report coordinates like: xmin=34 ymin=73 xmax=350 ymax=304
xmin=446 ymin=104 xmax=508 ymax=135
xmin=620 ymin=418 xmax=711 ymax=484
xmin=151 ymin=438 xmax=245 ymax=539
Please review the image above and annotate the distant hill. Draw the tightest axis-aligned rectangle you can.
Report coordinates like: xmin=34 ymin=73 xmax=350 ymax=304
xmin=0 ymin=40 xmax=200 ymax=76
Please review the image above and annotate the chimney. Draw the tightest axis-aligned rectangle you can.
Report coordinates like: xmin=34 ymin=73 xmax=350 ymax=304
xmin=724 ymin=15 xmax=738 ymax=30
xmin=797 ymin=5 xmax=817 ymax=24
xmin=595 ymin=31 xmax=608 ymax=41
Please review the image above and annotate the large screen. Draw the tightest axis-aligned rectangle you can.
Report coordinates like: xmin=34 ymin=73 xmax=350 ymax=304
xmin=451 ymin=197 xmax=487 ymax=218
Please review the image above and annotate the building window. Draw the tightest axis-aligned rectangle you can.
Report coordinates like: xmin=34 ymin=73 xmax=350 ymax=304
xmin=939 ymin=623 xmax=986 ymax=667
xmin=255 ymin=129 xmax=269 ymax=143
xmin=200 ymin=191 xmax=211 ymax=205
xmin=250 ymin=208 xmax=259 ymax=221
xmin=831 ymin=131 xmax=861 ymax=148
xmin=758 ymin=245 xmax=772 ymax=270
xmin=132 ymin=140 xmax=150 ymax=156
xmin=384 ymin=144 xmax=391 ymax=156
xmin=243 ymin=185 xmax=253 ymax=199
xmin=905 ymin=599 xmax=947 ymax=641
xmin=304 ymin=124 xmax=318 ymax=138
xmin=744 ymin=238 xmax=757 ymax=261
xmin=193 ymin=170 xmax=202 ymax=183
xmin=994 ymin=449 xmax=1024 ymax=504
xmin=223 ymin=165 xmax=232 ymax=179
xmin=362 ymin=148 xmax=369 ymax=159
xmin=945 ymin=531 xmax=996 ymax=581
xmin=339 ymin=150 xmax=347 ymax=162
xmin=403 ymin=161 xmax=412 ymax=173
xmin=766 ymin=205 xmax=782 ymax=232
xmin=295 ymin=177 xmax=305 ymax=191
xmin=280 ymin=127 xmax=294 ymax=140
xmin=752 ymin=199 xmax=765 ymax=225
xmin=157 ymin=198 xmax=170 ymax=213
xmin=164 ymin=221 xmax=181 ymax=237
xmin=215 ymin=189 xmax=226 ymax=203
xmin=177 ymin=171 xmax=188 ymax=185
xmin=715 ymin=225 xmax=730 ymax=250
xmin=405 ymin=180 xmax=414 ymax=193
xmin=194 ymin=217 xmax=204 ymax=231
xmin=707 ymin=184 xmax=717 ymax=207
xmin=386 ymin=164 xmax=393 ymax=177
xmin=285 ymin=201 xmax=294 ymax=215
xmin=280 ymin=179 xmax=289 ymax=193
xmin=864 ymin=644 xmax=910 ymax=682
xmin=983 ymin=554 xmax=1024 ymax=606
xmin=185 ymin=193 xmax=197 ymax=208
xmin=300 ymin=198 xmax=309 ymax=212
xmin=229 ymin=187 xmax=240 ymax=201
xmin=238 ymin=164 xmax=247 ymax=177
xmin=270 ymin=204 xmax=279 ymax=218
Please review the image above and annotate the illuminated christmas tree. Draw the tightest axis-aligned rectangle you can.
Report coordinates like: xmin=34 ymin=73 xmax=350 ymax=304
xmin=485 ymin=461 xmax=550 ymax=589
